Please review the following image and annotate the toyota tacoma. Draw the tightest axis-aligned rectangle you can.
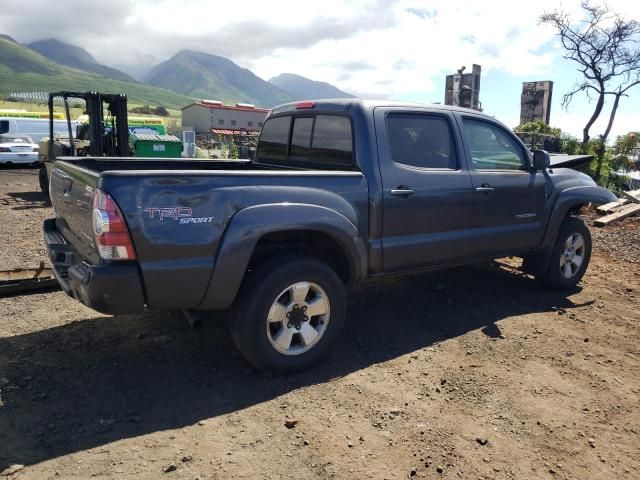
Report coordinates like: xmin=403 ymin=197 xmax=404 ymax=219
xmin=43 ymin=99 xmax=616 ymax=372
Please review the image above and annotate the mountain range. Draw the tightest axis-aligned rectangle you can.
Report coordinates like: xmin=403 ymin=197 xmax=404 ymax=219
xmin=144 ymin=50 xmax=293 ymax=107
xmin=0 ymin=35 xmax=355 ymax=108
xmin=269 ymin=73 xmax=355 ymax=100
xmin=28 ymin=39 xmax=136 ymax=83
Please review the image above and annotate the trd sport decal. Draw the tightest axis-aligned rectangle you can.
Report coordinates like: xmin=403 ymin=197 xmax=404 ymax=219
xmin=143 ymin=207 xmax=215 ymax=224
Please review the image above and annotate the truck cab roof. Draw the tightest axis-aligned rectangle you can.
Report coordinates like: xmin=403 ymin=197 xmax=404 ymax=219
xmin=270 ymin=98 xmax=496 ymax=120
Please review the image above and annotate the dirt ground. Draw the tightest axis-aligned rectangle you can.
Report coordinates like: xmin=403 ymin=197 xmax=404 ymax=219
xmin=0 ymin=166 xmax=638 ymax=480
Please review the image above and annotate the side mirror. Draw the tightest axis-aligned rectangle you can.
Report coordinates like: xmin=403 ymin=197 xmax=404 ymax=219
xmin=533 ymin=150 xmax=550 ymax=170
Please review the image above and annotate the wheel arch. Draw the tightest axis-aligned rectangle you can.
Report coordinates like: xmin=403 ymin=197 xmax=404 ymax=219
xmin=539 ymin=186 xmax=615 ymax=251
xmin=198 ymin=203 xmax=367 ymax=310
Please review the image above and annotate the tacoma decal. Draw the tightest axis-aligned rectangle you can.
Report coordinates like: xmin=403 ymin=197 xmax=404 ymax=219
xmin=144 ymin=206 xmax=214 ymax=224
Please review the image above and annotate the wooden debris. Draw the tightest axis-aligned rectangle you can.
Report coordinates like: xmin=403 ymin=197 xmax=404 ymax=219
xmin=620 ymin=190 xmax=640 ymax=204
xmin=597 ymin=199 xmax=628 ymax=214
xmin=595 ymin=203 xmax=640 ymax=227
xmin=597 ymin=189 xmax=640 ymax=213
xmin=0 ymin=261 xmax=59 ymax=297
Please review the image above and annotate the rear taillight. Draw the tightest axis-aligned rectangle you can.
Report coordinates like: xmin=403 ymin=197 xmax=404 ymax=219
xmin=32 ymin=147 xmax=39 ymax=152
xmin=92 ymin=189 xmax=136 ymax=260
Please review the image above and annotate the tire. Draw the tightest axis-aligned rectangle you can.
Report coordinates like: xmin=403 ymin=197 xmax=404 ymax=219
xmin=537 ymin=216 xmax=592 ymax=290
xmin=39 ymin=165 xmax=49 ymax=194
xmin=230 ymin=255 xmax=346 ymax=373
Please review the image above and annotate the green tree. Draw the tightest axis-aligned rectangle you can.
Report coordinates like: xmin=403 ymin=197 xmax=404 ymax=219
xmin=514 ymin=121 xmax=562 ymax=137
xmin=229 ymin=141 xmax=239 ymax=159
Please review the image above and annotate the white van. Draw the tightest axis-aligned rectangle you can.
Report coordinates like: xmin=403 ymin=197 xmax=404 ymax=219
xmin=0 ymin=117 xmax=78 ymax=143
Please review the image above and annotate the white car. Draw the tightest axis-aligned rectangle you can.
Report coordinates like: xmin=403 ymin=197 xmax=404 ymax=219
xmin=0 ymin=134 xmax=39 ymax=165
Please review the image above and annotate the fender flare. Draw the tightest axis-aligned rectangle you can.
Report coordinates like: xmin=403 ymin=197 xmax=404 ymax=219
xmin=524 ymin=185 xmax=616 ymax=275
xmin=198 ymin=203 xmax=367 ymax=310
xmin=539 ymin=185 xmax=616 ymax=251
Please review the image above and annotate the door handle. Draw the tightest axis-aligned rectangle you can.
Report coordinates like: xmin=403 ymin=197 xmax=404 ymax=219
xmin=475 ymin=183 xmax=495 ymax=194
xmin=390 ymin=187 xmax=415 ymax=197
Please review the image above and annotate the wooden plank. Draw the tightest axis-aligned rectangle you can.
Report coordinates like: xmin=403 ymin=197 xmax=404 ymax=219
xmin=594 ymin=203 xmax=640 ymax=227
xmin=597 ymin=199 xmax=627 ymax=213
xmin=621 ymin=190 xmax=640 ymax=204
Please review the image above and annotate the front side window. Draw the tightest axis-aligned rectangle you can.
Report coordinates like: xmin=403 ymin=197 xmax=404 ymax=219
xmin=386 ymin=113 xmax=457 ymax=169
xmin=463 ymin=119 xmax=526 ymax=170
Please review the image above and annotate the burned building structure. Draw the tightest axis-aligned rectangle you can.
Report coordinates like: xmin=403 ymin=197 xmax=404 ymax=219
xmin=520 ymin=81 xmax=553 ymax=125
xmin=444 ymin=64 xmax=482 ymax=111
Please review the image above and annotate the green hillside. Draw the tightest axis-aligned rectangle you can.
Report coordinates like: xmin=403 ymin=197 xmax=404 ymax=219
xmin=0 ymin=38 xmax=194 ymax=109
xmin=28 ymin=39 xmax=137 ymax=83
xmin=145 ymin=50 xmax=293 ymax=108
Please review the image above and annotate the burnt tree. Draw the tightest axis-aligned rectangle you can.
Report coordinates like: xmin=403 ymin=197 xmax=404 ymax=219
xmin=541 ymin=2 xmax=640 ymax=180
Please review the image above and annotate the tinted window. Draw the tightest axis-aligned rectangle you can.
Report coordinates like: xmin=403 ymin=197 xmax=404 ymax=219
xmin=290 ymin=117 xmax=313 ymax=158
xmin=0 ymin=120 xmax=8 ymax=134
xmin=257 ymin=116 xmax=291 ymax=162
xmin=463 ymin=119 xmax=526 ymax=170
xmin=310 ymin=115 xmax=353 ymax=167
xmin=257 ymin=115 xmax=354 ymax=169
xmin=387 ymin=114 xmax=457 ymax=169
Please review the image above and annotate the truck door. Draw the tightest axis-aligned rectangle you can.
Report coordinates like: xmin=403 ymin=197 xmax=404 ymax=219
xmin=374 ymin=108 xmax=474 ymax=271
xmin=458 ymin=115 xmax=547 ymax=256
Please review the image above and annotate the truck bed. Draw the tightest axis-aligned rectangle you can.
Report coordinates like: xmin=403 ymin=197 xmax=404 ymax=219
xmin=49 ymin=156 xmax=368 ymax=311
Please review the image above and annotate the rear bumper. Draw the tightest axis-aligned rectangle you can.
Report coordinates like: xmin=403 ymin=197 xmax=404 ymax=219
xmin=43 ymin=218 xmax=146 ymax=314
xmin=0 ymin=152 xmax=38 ymax=164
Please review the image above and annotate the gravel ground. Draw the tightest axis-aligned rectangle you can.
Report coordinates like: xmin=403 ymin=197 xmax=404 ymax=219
xmin=0 ymin=166 xmax=639 ymax=479
xmin=591 ymin=214 xmax=640 ymax=264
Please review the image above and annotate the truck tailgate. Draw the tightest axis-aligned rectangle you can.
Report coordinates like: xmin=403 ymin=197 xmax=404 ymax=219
xmin=49 ymin=162 xmax=101 ymax=264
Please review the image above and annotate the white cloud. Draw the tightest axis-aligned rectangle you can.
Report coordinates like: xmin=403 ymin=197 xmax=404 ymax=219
xmin=1 ymin=0 xmax=638 ymax=137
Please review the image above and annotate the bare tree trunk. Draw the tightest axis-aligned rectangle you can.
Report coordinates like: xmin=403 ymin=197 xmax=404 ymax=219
xmin=594 ymin=93 xmax=622 ymax=182
xmin=582 ymin=89 xmax=605 ymax=151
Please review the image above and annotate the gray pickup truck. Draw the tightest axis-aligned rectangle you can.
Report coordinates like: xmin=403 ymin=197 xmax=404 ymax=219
xmin=44 ymin=99 xmax=616 ymax=372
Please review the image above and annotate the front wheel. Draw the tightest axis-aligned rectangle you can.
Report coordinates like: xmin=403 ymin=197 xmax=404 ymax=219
xmin=230 ymin=255 xmax=346 ymax=373
xmin=536 ymin=217 xmax=592 ymax=290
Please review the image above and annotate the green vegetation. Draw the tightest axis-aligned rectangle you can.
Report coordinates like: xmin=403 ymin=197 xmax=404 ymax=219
xmin=228 ymin=141 xmax=239 ymax=159
xmin=514 ymin=121 xmax=561 ymax=137
xmin=0 ymin=38 xmax=194 ymax=109
xmin=130 ymin=105 xmax=170 ymax=117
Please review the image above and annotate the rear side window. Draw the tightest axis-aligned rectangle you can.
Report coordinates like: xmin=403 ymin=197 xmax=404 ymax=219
xmin=310 ymin=116 xmax=353 ymax=166
xmin=0 ymin=120 xmax=9 ymax=134
xmin=386 ymin=113 xmax=457 ymax=169
xmin=257 ymin=114 xmax=354 ymax=169
xmin=258 ymin=116 xmax=290 ymax=162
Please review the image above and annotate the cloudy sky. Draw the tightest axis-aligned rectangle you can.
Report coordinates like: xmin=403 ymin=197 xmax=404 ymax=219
xmin=1 ymin=0 xmax=639 ymax=138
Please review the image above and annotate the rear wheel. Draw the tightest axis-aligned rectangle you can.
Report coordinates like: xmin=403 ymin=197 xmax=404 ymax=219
xmin=230 ymin=255 xmax=346 ymax=373
xmin=536 ymin=217 xmax=591 ymax=290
